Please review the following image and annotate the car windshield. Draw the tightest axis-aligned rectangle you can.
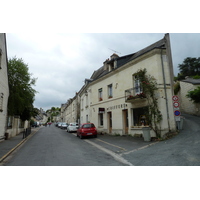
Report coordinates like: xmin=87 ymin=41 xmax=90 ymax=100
xmin=70 ymin=123 xmax=77 ymax=126
xmin=83 ymin=124 xmax=95 ymax=128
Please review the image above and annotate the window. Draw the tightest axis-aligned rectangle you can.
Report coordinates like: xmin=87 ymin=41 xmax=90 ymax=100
xmin=0 ymin=93 xmax=3 ymax=112
xmin=83 ymin=123 xmax=95 ymax=128
xmin=108 ymin=84 xmax=113 ymax=98
xmin=134 ymin=76 xmax=143 ymax=95
xmin=132 ymin=107 xmax=149 ymax=126
xmin=7 ymin=116 xmax=13 ymax=128
xmin=0 ymin=49 xmax=2 ymax=69
xmin=98 ymin=88 xmax=103 ymax=101
xmin=99 ymin=113 xmax=103 ymax=126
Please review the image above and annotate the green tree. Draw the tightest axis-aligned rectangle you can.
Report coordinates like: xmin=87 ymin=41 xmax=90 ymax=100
xmin=178 ymin=57 xmax=200 ymax=80
xmin=7 ymin=57 xmax=37 ymax=120
xmin=186 ymin=86 xmax=200 ymax=103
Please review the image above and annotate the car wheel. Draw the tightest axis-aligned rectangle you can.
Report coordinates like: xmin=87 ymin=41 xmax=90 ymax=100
xmin=94 ymin=134 xmax=97 ymax=138
xmin=76 ymin=133 xmax=79 ymax=137
xmin=80 ymin=134 xmax=83 ymax=139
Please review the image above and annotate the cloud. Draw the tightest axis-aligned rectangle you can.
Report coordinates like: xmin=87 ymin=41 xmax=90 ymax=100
xmin=6 ymin=33 xmax=200 ymax=111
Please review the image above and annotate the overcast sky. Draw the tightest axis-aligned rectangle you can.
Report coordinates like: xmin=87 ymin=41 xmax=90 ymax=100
xmin=5 ymin=33 xmax=200 ymax=111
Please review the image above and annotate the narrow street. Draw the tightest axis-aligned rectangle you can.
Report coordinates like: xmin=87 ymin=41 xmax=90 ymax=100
xmin=2 ymin=113 xmax=200 ymax=166
xmin=4 ymin=125 xmax=127 ymax=166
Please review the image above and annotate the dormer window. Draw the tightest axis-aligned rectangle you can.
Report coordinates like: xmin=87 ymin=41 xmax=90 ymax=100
xmin=109 ymin=62 xmax=114 ymax=71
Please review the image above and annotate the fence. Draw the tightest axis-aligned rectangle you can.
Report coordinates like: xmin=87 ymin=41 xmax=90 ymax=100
xmin=22 ymin=127 xmax=31 ymax=139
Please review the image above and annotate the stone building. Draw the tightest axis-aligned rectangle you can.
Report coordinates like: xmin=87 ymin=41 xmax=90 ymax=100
xmin=61 ymin=93 xmax=80 ymax=124
xmin=178 ymin=78 xmax=200 ymax=116
xmin=0 ymin=33 xmax=9 ymax=140
xmin=79 ymin=34 xmax=176 ymax=137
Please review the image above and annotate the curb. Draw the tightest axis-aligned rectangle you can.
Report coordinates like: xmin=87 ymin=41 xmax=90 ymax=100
xmin=0 ymin=128 xmax=41 ymax=163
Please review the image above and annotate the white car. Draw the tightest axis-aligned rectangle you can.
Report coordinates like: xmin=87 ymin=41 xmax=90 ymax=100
xmin=61 ymin=122 xmax=68 ymax=129
xmin=67 ymin=123 xmax=79 ymax=133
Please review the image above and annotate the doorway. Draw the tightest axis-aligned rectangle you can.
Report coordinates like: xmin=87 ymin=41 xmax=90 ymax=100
xmin=123 ymin=109 xmax=129 ymax=134
xmin=107 ymin=112 xmax=112 ymax=133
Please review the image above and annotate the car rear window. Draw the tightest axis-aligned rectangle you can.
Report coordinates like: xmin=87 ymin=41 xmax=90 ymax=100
xmin=83 ymin=124 xmax=95 ymax=128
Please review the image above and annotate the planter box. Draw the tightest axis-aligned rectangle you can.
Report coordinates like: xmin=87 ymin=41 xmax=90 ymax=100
xmin=142 ymin=127 xmax=151 ymax=141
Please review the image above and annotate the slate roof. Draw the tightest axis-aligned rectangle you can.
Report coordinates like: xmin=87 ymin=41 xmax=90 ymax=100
xmin=90 ymin=35 xmax=166 ymax=81
xmin=181 ymin=78 xmax=200 ymax=85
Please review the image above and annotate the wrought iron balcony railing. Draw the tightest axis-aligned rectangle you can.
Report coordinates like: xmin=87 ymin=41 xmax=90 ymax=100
xmin=125 ymin=87 xmax=146 ymax=102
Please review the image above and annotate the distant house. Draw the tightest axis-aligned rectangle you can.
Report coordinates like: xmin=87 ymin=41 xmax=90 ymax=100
xmin=179 ymin=78 xmax=200 ymax=116
xmin=0 ymin=33 xmax=9 ymax=140
xmin=61 ymin=93 xmax=80 ymax=124
xmin=79 ymin=34 xmax=176 ymax=137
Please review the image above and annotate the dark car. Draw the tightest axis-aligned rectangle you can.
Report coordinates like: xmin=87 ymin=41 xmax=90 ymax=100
xmin=77 ymin=123 xmax=97 ymax=139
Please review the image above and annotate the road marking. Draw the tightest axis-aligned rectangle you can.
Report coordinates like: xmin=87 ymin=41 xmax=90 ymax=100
xmin=72 ymin=134 xmax=126 ymax=151
xmin=119 ymin=141 xmax=159 ymax=156
xmin=95 ymin=139 xmax=127 ymax=151
xmin=85 ymin=139 xmax=133 ymax=166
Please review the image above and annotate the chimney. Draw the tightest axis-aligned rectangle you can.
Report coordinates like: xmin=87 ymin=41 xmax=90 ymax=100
xmin=110 ymin=53 xmax=119 ymax=60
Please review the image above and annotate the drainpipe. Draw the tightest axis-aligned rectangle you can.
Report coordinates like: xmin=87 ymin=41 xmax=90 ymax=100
xmin=161 ymin=48 xmax=171 ymax=132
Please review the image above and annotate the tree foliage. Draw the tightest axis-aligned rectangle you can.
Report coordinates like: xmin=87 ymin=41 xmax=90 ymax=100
xmin=177 ymin=57 xmax=200 ymax=80
xmin=7 ymin=57 xmax=37 ymax=120
xmin=186 ymin=86 xmax=200 ymax=103
xmin=46 ymin=107 xmax=60 ymax=122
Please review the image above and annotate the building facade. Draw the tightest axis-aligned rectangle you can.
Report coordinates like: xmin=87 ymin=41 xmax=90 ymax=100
xmin=61 ymin=93 xmax=80 ymax=124
xmin=79 ymin=34 xmax=176 ymax=137
xmin=178 ymin=78 xmax=200 ymax=116
xmin=0 ymin=33 xmax=9 ymax=140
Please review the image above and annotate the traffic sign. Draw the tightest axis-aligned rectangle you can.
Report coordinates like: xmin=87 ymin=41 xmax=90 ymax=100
xmin=173 ymin=102 xmax=180 ymax=108
xmin=174 ymin=110 xmax=181 ymax=116
xmin=172 ymin=95 xmax=179 ymax=101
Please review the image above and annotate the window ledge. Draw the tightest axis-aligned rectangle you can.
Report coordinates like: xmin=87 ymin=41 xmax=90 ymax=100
xmin=131 ymin=126 xmax=149 ymax=129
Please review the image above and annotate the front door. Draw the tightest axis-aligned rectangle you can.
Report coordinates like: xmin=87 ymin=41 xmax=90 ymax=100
xmin=123 ymin=109 xmax=129 ymax=134
xmin=107 ymin=112 xmax=112 ymax=133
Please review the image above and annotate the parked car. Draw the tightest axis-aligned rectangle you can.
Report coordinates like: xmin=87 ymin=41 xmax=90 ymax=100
xmin=55 ymin=122 xmax=60 ymax=127
xmin=61 ymin=122 xmax=68 ymax=129
xmin=31 ymin=121 xmax=39 ymax=127
xmin=77 ymin=123 xmax=97 ymax=139
xmin=67 ymin=123 xmax=79 ymax=133
xmin=57 ymin=122 xmax=63 ymax=128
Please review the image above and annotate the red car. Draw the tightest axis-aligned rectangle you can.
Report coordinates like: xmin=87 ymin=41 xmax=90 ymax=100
xmin=77 ymin=123 xmax=97 ymax=139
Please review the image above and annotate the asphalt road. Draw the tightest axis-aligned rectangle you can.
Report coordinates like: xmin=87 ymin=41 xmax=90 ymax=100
xmin=2 ymin=113 xmax=200 ymax=166
xmin=4 ymin=125 xmax=127 ymax=166
xmin=121 ymin=113 xmax=200 ymax=166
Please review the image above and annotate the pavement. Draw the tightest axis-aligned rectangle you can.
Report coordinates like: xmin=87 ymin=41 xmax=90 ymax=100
xmin=84 ymin=133 xmax=159 ymax=155
xmin=0 ymin=127 xmax=41 ymax=163
xmin=0 ymin=125 xmax=159 ymax=164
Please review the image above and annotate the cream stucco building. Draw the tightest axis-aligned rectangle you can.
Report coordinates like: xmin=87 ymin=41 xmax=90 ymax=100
xmin=79 ymin=34 xmax=176 ymax=137
xmin=178 ymin=78 xmax=200 ymax=116
xmin=0 ymin=33 xmax=9 ymax=140
xmin=61 ymin=93 xmax=80 ymax=124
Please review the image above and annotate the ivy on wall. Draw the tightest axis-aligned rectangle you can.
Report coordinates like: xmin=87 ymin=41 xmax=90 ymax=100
xmin=133 ymin=68 xmax=162 ymax=137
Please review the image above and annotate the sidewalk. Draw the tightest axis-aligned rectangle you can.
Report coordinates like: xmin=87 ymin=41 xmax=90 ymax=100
xmin=0 ymin=127 xmax=40 ymax=163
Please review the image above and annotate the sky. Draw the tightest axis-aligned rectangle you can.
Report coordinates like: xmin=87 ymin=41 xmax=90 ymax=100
xmin=5 ymin=33 xmax=200 ymax=111
xmin=2 ymin=0 xmax=200 ymax=112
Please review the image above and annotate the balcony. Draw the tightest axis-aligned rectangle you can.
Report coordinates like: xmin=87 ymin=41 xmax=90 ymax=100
xmin=125 ymin=87 xmax=146 ymax=103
